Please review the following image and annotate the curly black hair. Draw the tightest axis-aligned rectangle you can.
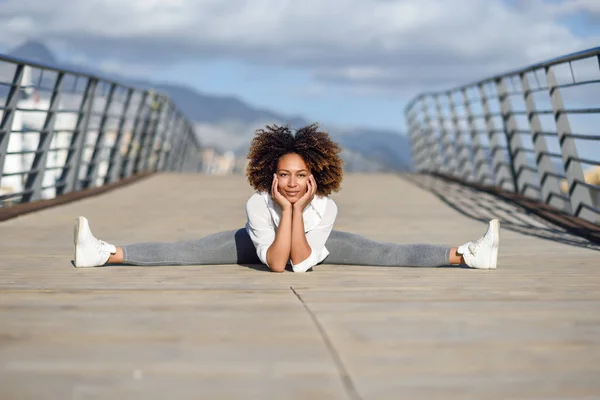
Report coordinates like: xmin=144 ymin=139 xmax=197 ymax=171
xmin=246 ymin=123 xmax=344 ymax=196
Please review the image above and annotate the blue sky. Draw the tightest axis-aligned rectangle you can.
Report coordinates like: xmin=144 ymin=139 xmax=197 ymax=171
xmin=154 ymin=0 xmax=599 ymax=131
xmin=157 ymin=59 xmax=407 ymax=129
xmin=0 ymin=0 xmax=599 ymax=132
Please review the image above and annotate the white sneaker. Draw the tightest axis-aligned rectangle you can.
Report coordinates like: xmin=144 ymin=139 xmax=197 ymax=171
xmin=457 ymin=219 xmax=500 ymax=269
xmin=73 ymin=216 xmax=116 ymax=268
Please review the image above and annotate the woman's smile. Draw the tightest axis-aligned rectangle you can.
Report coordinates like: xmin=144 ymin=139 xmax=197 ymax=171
xmin=276 ymin=153 xmax=310 ymax=203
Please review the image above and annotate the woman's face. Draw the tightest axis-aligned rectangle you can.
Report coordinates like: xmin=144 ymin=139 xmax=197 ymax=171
xmin=275 ymin=153 xmax=310 ymax=204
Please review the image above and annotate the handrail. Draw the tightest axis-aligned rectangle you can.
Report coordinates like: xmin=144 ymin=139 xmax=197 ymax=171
xmin=404 ymin=47 xmax=600 ymax=224
xmin=405 ymin=46 xmax=600 ymax=112
xmin=0 ymin=54 xmax=203 ymax=206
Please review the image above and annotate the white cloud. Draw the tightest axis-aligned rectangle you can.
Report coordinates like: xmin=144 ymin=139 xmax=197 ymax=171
xmin=557 ymin=0 xmax=600 ymax=15
xmin=0 ymin=0 xmax=598 ymax=95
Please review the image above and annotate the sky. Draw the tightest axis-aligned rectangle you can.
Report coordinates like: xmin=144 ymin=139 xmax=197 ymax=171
xmin=0 ymin=0 xmax=600 ymax=131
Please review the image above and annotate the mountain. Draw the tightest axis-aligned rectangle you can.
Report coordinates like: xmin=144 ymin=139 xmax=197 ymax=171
xmin=337 ymin=129 xmax=413 ymax=171
xmin=150 ymin=83 xmax=307 ymax=126
xmin=147 ymin=82 xmax=413 ymax=171
xmin=7 ymin=40 xmax=57 ymax=65
xmin=3 ymin=40 xmax=414 ymax=171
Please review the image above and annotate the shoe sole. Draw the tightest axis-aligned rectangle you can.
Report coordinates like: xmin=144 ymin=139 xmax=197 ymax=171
xmin=488 ymin=219 xmax=500 ymax=269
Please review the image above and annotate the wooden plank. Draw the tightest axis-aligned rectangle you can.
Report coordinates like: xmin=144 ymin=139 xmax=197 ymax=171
xmin=0 ymin=173 xmax=598 ymax=399
xmin=0 ymin=291 xmax=345 ymax=400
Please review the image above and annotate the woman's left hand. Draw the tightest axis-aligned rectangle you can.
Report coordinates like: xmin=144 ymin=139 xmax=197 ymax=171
xmin=294 ymin=175 xmax=317 ymax=212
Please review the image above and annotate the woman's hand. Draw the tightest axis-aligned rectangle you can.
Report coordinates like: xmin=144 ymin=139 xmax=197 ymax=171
xmin=294 ymin=174 xmax=317 ymax=212
xmin=271 ymin=174 xmax=292 ymax=211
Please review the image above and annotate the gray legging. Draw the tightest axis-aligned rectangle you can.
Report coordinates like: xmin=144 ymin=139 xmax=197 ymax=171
xmin=121 ymin=229 xmax=451 ymax=267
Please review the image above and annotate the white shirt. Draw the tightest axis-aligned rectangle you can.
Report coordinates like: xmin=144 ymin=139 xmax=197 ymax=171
xmin=245 ymin=191 xmax=338 ymax=273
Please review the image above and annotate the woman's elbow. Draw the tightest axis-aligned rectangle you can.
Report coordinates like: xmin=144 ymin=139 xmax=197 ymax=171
xmin=266 ymin=250 xmax=287 ymax=272
xmin=269 ymin=264 xmax=286 ymax=273
xmin=266 ymin=255 xmax=286 ymax=272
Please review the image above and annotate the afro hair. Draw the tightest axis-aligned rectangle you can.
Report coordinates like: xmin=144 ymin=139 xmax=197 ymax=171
xmin=246 ymin=123 xmax=344 ymax=196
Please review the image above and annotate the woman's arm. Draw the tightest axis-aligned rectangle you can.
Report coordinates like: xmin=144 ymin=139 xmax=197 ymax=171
xmin=266 ymin=207 xmax=292 ymax=272
xmin=290 ymin=175 xmax=319 ymax=268
xmin=290 ymin=207 xmax=311 ymax=265
xmin=265 ymin=174 xmax=293 ymax=272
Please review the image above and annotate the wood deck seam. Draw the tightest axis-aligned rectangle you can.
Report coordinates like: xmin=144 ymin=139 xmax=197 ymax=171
xmin=290 ymin=286 xmax=364 ymax=400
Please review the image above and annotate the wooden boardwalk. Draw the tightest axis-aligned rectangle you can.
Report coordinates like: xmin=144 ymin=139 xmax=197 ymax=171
xmin=1 ymin=173 xmax=599 ymax=400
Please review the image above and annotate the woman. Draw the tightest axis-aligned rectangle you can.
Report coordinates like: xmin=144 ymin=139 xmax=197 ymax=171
xmin=74 ymin=124 xmax=499 ymax=271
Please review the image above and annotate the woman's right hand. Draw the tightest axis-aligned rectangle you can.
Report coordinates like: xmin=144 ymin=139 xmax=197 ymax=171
xmin=271 ymin=174 xmax=292 ymax=211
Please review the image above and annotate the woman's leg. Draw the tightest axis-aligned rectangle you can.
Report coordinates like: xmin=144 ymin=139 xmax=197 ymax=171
xmin=116 ymin=228 xmax=262 ymax=266
xmin=322 ymin=230 xmax=456 ymax=267
xmin=74 ymin=216 xmax=262 ymax=267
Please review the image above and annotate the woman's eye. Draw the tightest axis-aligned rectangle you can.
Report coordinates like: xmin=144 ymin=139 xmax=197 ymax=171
xmin=299 ymin=174 xmax=306 ymax=178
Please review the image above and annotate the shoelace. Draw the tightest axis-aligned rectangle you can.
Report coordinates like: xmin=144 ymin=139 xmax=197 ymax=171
xmin=94 ymin=238 xmax=111 ymax=254
xmin=469 ymin=232 xmax=491 ymax=254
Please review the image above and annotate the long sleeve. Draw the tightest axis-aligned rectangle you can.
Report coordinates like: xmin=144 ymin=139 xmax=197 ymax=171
xmin=290 ymin=200 xmax=338 ymax=273
xmin=245 ymin=193 xmax=275 ymax=267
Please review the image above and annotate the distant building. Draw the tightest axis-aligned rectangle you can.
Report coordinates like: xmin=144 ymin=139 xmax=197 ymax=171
xmin=199 ymin=147 xmax=247 ymax=175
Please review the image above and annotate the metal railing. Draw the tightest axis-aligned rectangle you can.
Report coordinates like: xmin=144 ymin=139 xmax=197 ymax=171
xmin=405 ymin=47 xmax=600 ymax=224
xmin=0 ymin=54 xmax=203 ymax=207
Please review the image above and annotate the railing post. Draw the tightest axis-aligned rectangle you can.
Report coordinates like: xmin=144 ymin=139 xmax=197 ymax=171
xmin=420 ymin=96 xmax=442 ymax=173
xmin=546 ymin=66 xmax=596 ymax=221
xmin=496 ymin=77 xmax=537 ymax=197
xmin=185 ymin=124 xmax=195 ymax=172
xmin=165 ymin=116 xmax=178 ymax=172
xmin=0 ymin=64 xmax=25 ymax=188
xmin=171 ymin=114 xmax=186 ymax=171
xmin=121 ymin=91 xmax=149 ymax=179
xmin=461 ymin=87 xmax=493 ymax=185
xmin=169 ymin=114 xmax=186 ymax=172
xmin=405 ymin=101 xmax=425 ymax=172
xmin=447 ymin=91 xmax=475 ymax=181
xmin=22 ymin=73 xmax=64 ymax=202
xmin=139 ymin=95 xmax=165 ymax=172
xmin=162 ymin=115 xmax=178 ymax=172
xmin=105 ymin=88 xmax=134 ymax=185
xmin=405 ymin=103 xmax=417 ymax=168
xmin=57 ymin=78 xmax=97 ymax=195
xmin=177 ymin=125 xmax=191 ymax=172
xmin=154 ymin=101 xmax=175 ymax=172
xmin=411 ymin=122 xmax=428 ymax=172
xmin=433 ymin=94 xmax=457 ymax=175
xmin=85 ymin=82 xmax=116 ymax=189
xmin=134 ymin=91 xmax=160 ymax=174
xmin=478 ymin=83 xmax=513 ymax=191
xmin=520 ymin=72 xmax=568 ymax=211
